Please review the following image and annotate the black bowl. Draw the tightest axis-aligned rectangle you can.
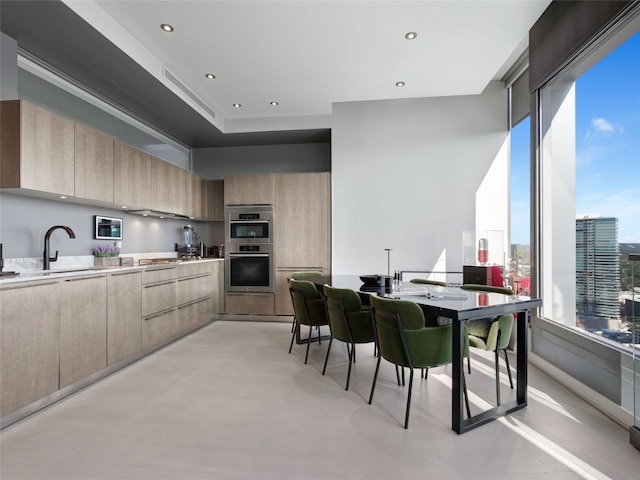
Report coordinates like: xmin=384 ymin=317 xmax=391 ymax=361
xmin=360 ymin=274 xmax=391 ymax=286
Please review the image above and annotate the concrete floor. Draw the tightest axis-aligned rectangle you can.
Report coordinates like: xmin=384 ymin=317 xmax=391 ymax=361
xmin=1 ymin=319 xmax=639 ymax=479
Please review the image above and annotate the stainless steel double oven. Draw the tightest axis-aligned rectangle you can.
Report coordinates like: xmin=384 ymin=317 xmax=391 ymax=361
xmin=225 ymin=205 xmax=275 ymax=293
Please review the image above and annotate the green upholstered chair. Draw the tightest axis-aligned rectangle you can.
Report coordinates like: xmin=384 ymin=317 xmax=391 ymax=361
xmin=322 ymin=285 xmax=376 ymax=390
xmin=368 ymin=295 xmax=470 ymax=429
xmin=460 ymin=284 xmax=515 ymax=406
xmin=289 ymin=271 xmax=324 ymax=332
xmin=288 ymin=279 xmax=329 ymax=364
xmin=409 ymin=278 xmax=447 ymax=287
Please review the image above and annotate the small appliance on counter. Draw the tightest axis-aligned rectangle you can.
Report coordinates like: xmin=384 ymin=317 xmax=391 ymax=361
xmin=0 ymin=243 xmax=19 ymax=277
xmin=176 ymin=224 xmax=199 ymax=259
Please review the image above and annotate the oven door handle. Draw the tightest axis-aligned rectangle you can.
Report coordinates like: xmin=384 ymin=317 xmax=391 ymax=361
xmin=229 ymin=220 xmax=270 ymax=224
xmin=228 ymin=253 xmax=270 ymax=258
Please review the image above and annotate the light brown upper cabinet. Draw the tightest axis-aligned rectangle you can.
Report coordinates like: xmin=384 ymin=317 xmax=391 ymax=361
xmin=172 ymin=166 xmax=191 ymax=217
xmin=114 ymin=141 xmax=153 ymax=210
xmin=74 ymin=123 xmax=114 ymax=203
xmin=224 ymin=173 xmax=275 ymax=206
xmin=151 ymin=157 xmax=174 ymax=213
xmin=275 ymin=172 xmax=331 ymax=268
xmin=0 ymin=100 xmax=75 ymax=196
xmin=191 ymin=173 xmax=207 ymax=220
xmin=206 ymin=179 xmax=225 ymax=220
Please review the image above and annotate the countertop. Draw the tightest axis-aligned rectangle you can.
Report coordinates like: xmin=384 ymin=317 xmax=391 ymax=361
xmin=0 ymin=257 xmax=224 ymax=286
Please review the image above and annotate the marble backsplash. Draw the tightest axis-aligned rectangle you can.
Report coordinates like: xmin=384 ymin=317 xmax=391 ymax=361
xmin=3 ymin=252 xmax=179 ymax=273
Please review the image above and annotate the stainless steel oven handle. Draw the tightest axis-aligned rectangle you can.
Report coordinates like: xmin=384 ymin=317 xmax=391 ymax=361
xmin=229 ymin=220 xmax=270 ymax=224
xmin=228 ymin=253 xmax=270 ymax=258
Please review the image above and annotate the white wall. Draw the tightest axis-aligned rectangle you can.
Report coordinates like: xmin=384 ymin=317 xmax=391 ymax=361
xmin=331 ymin=81 xmax=510 ymax=276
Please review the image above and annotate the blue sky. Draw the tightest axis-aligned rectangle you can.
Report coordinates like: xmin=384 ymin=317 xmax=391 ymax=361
xmin=510 ymin=30 xmax=640 ymax=245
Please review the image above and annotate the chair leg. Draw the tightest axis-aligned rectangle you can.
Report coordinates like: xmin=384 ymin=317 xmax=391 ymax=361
xmin=502 ymin=349 xmax=514 ymax=389
xmin=494 ymin=347 xmax=501 ymax=406
xmin=468 ymin=355 xmax=471 ymax=375
xmin=395 ymin=365 xmax=402 ymax=386
xmin=288 ymin=321 xmax=297 ymax=354
xmin=322 ymin=336 xmax=333 ymax=375
xmin=345 ymin=342 xmax=354 ymax=391
xmin=368 ymin=355 xmax=382 ymax=404
xmin=304 ymin=324 xmax=313 ymax=364
xmin=403 ymin=368 xmax=414 ymax=429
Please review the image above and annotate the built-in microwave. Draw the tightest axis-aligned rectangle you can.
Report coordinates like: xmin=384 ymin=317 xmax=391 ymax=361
xmin=94 ymin=215 xmax=122 ymax=240
xmin=226 ymin=205 xmax=273 ymax=243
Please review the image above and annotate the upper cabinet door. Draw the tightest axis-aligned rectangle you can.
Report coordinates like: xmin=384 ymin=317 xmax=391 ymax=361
xmin=172 ymin=166 xmax=191 ymax=217
xmin=1 ymin=100 xmax=74 ymax=196
xmin=224 ymin=173 xmax=275 ymax=206
xmin=275 ymin=172 xmax=331 ymax=268
xmin=74 ymin=123 xmax=114 ymax=203
xmin=206 ymin=179 xmax=225 ymax=220
xmin=151 ymin=157 xmax=174 ymax=213
xmin=113 ymin=141 xmax=152 ymax=210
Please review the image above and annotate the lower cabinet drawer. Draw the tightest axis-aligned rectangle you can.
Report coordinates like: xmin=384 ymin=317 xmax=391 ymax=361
xmin=142 ymin=309 xmax=178 ymax=351
xmin=142 ymin=281 xmax=176 ymax=317
xmin=225 ymin=293 xmax=275 ymax=315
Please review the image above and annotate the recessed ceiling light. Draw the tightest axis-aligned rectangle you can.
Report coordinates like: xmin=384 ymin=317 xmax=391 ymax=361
xmin=233 ymin=103 xmax=241 ymax=108
xmin=395 ymin=81 xmax=406 ymax=87
xmin=270 ymin=101 xmax=279 ymax=106
xmin=405 ymin=32 xmax=417 ymax=40
xmin=160 ymin=23 xmax=174 ymax=32
xmin=205 ymin=73 xmax=215 ymax=79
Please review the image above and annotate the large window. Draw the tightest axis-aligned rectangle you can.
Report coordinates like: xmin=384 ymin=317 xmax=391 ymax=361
xmin=539 ymin=30 xmax=640 ymax=348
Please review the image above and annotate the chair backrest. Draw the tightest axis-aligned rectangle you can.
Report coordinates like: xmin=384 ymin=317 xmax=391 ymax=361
xmin=290 ymin=271 xmax=323 ymax=279
xmin=461 ymin=284 xmax=514 ymax=350
xmin=409 ymin=278 xmax=447 ymax=287
xmin=370 ymin=295 xmax=458 ymax=369
xmin=323 ymin=284 xmax=374 ymax=343
xmin=289 ymin=279 xmax=325 ymax=326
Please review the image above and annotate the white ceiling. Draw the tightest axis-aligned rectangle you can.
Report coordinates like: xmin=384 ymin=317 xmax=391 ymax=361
xmin=63 ymin=0 xmax=550 ymax=135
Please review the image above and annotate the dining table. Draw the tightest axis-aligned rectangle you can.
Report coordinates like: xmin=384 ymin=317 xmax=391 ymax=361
xmin=303 ymin=274 xmax=542 ymax=434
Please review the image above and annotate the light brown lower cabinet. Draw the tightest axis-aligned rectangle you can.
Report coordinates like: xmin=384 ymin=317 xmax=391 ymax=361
xmin=107 ymin=271 xmax=142 ymax=365
xmin=0 ymin=280 xmax=61 ymax=417
xmin=0 ymin=260 xmax=223 ymax=425
xmin=225 ymin=293 xmax=275 ymax=315
xmin=59 ymin=275 xmax=107 ymax=389
xmin=142 ymin=308 xmax=178 ymax=351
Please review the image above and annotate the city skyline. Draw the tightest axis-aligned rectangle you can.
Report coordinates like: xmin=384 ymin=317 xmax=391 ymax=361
xmin=510 ymin=31 xmax=639 ymax=246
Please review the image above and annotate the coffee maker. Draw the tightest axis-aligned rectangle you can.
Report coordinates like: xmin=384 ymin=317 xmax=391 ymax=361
xmin=176 ymin=225 xmax=198 ymax=259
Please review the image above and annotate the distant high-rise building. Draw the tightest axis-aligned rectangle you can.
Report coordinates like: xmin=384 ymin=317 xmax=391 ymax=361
xmin=576 ymin=216 xmax=620 ymax=326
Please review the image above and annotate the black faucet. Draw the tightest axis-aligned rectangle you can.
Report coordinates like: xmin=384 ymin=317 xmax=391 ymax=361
xmin=43 ymin=225 xmax=76 ymax=270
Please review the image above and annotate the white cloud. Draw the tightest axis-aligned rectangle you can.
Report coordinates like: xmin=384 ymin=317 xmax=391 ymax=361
xmin=585 ymin=117 xmax=624 ymax=140
xmin=592 ymin=117 xmax=615 ymax=132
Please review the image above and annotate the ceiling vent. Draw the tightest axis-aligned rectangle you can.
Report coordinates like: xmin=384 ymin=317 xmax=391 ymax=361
xmin=163 ymin=67 xmax=216 ymax=120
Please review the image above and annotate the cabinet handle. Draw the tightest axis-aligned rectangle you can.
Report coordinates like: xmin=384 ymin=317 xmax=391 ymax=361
xmin=144 ymin=308 xmax=176 ymax=321
xmin=144 ymin=280 xmax=175 ymax=288
xmin=64 ymin=275 xmax=104 ymax=282
xmin=0 ymin=280 xmax=59 ymax=290
xmin=177 ymin=296 xmax=210 ymax=309
xmin=110 ymin=271 xmax=141 ymax=277
xmin=177 ymin=274 xmax=209 ymax=282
